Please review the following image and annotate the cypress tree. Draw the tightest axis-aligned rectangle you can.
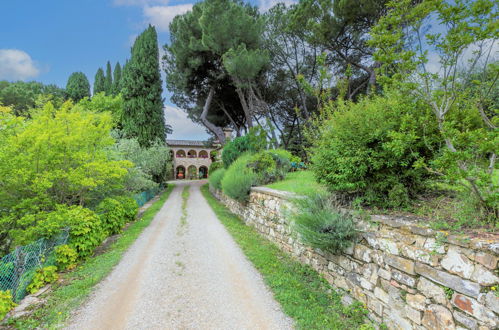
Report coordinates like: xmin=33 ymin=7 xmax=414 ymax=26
xmin=66 ymin=72 xmax=91 ymax=102
xmin=105 ymin=61 xmax=113 ymax=94
xmin=121 ymin=25 xmax=166 ymax=147
xmin=112 ymin=62 xmax=122 ymax=95
xmin=93 ymin=68 xmax=106 ymax=95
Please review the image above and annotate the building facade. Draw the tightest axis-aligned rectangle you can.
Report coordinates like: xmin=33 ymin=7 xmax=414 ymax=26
xmin=166 ymin=140 xmax=219 ymax=179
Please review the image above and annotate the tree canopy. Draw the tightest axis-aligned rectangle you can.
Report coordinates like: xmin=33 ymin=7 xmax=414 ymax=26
xmin=66 ymin=72 xmax=91 ymax=102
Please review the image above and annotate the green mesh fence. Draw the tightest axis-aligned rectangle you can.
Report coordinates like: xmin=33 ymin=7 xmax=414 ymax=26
xmin=0 ymin=230 xmax=69 ymax=302
xmin=133 ymin=186 xmax=160 ymax=207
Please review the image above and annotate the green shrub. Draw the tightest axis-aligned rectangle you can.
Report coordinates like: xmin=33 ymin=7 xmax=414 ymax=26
xmin=26 ymin=266 xmax=58 ymax=294
xmin=209 ymin=168 xmax=226 ymax=190
xmin=209 ymin=161 xmax=223 ymax=174
xmin=291 ymin=192 xmax=357 ymax=253
xmin=248 ymin=149 xmax=292 ymax=185
xmin=222 ymin=154 xmax=258 ymax=202
xmin=311 ymin=90 xmax=438 ymax=207
xmin=115 ymin=196 xmax=139 ymax=222
xmin=96 ymin=198 xmax=126 ymax=236
xmin=67 ymin=206 xmax=104 ymax=258
xmin=0 ymin=290 xmax=16 ymax=320
xmin=55 ymin=244 xmax=78 ymax=270
xmin=222 ymin=126 xmax=267 ymax=168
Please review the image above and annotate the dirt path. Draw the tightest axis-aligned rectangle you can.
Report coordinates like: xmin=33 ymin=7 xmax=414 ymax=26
xmin=66 ymin=181 xmax=293 ymax=330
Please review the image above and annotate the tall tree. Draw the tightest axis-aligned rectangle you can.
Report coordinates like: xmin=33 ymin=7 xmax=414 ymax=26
xmin=121 ymin=25 xmax=167 ymax=147
xmin=93 ymin=68 xmax=106 ymax=95
xmin=105 ymin=61 xmax=113 ymax=94
xmin=66 ymin=72 xmax=90 ymax=102
xmin=164 ymin=0 xmax=268 ymax=142
xmin=291 ymin=0 xmax=389 ymax=95
xmin=112 ymin=62 xmax=122 ymax=95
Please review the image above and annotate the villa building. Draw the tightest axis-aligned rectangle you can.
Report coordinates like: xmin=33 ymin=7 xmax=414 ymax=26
xmin=166 ymin=139 xmax=219 ymax=180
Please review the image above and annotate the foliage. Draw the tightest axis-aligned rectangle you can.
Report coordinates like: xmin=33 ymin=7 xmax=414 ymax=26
xmin=115 ymin=196 xmax=138 ymax=222
xmin=221 ymin=154 xmax=258 ymax=202
xmin=222 ymin=126 xmax=267 ymax=168
xmin=369 ymin=0 xmax=498 ymax=218
xmin=105 ymin=61 xmax=113 ymax=95
xmin=122 ymin=25 xmax=167 ymax=147
xmin=201 ymin=184 xmax=371 ymax=329
xmin=65 ymin=72 xmax=90 ymax=102
xmin=310 ymin=90 xmax=439 ymax=207
xmin=115 ymin=137 xmax=171 ymax=186
xmin=0 ymin=102 xmax=130 ymax=252
xmin=76 ymin=92 xmax=124 ymax=124
xmin=291 ymin=192 xmax=357 ymax=253
xmin=248 ymin=149 xmax=292 ymax=185
xmin=93 ymin=68 xmax=106 ymax=95
xmin=96 ymin=198 xmax=126 ymax=236
xmin=112 ymin=62 xmax=122 ymax=95
xmin=208 ymin=161 xmax=223 ymax=174
xmin=208 ymin=168 xmax=226 ymax=190
xmin=26 ymin=266 xmax=58 ymax=294
xmin=66 ymin=206 xmax=104 ymax=259
xmin=0 ymin=81 xmax=65 ymax=116
xmin=54 ymin=245 xmax=78 ymax=271
xmin=0 ymin=290 xmax=16 ymax=320
xmin=10 ymin=187 xmax=173 ymax=329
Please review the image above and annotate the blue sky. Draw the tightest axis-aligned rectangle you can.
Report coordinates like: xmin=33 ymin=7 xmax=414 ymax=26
xmin=0 ymin=0 xmax=290 ymax=139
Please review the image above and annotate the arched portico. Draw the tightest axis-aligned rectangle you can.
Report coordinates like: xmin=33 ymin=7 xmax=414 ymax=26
xmin=187 ymin=165 xmax=197 ymax=179
xmin=176 ymin=165 xmax=186 ymax=179
xmin=199 ymin=166 xmax=208 ymax=179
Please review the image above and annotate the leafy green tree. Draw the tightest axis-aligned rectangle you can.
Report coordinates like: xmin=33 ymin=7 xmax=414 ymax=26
xmin=369 ymin=0 xmax=498 ymax=217
xmin=112 ymin=62 xmax=122 ymax=95
xmin=66 ymin=72 xmax=91 ymax=102
xmin=105 ymin=61 xmax=113 ymax=94
xmin=0 ymin=101 xmax=131 ymax=253
xmin=0 ymin=81 xmax=65 ymax=116
xmin=122 ymin=25 xmax=167 ymax=147
xmin=93 ymin=68 xmax=106 ymax=95
xmin=291 ymin=0 xmax=389 ymax=94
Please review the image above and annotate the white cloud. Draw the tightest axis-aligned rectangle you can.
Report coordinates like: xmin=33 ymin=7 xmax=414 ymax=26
xmin=0 ymin=49 xmax=40 ymax=81
xmin=259 ymin=0 xmax=297 ymax=12
xmin=143 ymin=4 xmax=193 ymax=32
xmin=113 ymin=0 xmax=168 ymax=6
xmin=164 ymin=105 xmax=210 ymax=140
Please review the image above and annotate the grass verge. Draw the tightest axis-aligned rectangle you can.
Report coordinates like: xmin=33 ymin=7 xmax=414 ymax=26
xmin=8 ymin=185 xmax=175 ymax=329
xmin=265 ymin=171 xmax=326 ymax=196
xmin=200 ymin=184 xmax=373 ymax=329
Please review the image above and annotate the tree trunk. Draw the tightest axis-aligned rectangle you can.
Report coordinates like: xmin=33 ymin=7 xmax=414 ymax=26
xmin=200 ymin=87 xmax=226 ymax=144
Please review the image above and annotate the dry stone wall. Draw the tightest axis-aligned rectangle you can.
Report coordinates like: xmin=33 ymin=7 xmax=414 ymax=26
xmin=211 ymin=186 xmax=499 ymax=330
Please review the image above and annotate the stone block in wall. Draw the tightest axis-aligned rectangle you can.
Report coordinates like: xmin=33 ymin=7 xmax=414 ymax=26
xmin=401 ymin=245 xmax=439 ymax=266
xmin=441 ymin=246 xmax=475 ymax=279
xmin=470 ymin=264 xmax=498 ymax=286
xmin=383 ymin=310 xmax=414 ymax=330
xmin=354 ymin=244 xmax=373 ymax=263
xmin=424 ymin=238 xmax=446 ymax=254
xmin=374 ymin=287 xmax=390 ymax=304
xmin=378 ymin=268 xmax=392 ymax=281
xmin=417 ymin=277 xmax=448 ymax=305
xmin=385 ymin=254 xmax=416 ymax=275
xmin=407 ymin=293 xmax=427 ymax=311
xmin=405 ymin=305 xmax=423 ymax=325
xmin=415 ymin=263 xmax=481 ymax=298
xmin=421 ymin=305 xmax=455 ymax=330
xmin=451 ymin=293 xmax=497 ymax=328
xmin=392 ymin=269 xmax=417 ymax=287
xmin=473 ymin=252 xmax=498 ymax=270
xmin=367 ymin=295 xmax=384 ymax=317
xmin=484 ymin=291 xmax=499 ymax=314
xmin=453 ymin=310 xmax=478 ymax=330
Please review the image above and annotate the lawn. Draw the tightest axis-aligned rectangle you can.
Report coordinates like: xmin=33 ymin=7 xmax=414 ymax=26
xmin=201 ymin=183 xmax=373 ymax=330
xmin=265 ymin=170 xmax=326 ymax=196
xmin=8 ymin=185 xmax=175 ymax=329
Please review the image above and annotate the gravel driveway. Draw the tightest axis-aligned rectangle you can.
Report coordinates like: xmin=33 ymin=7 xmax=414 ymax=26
xmin=66 ymin=180 xmax=293 ymax=330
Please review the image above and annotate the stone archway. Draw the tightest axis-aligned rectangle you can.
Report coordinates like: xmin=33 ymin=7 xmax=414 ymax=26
xmin=199 ymin=165 xmax=208 ymax=179
xmin=176 ymin=165 xmax=186 ymax=179
xmin=199 ymin=150 xmax=209 ymax=159
xmin=187 ymin=150 xmax=197 ymax=158
xmin=187 ymin=165 xmax=197 ymax=180
xmin=176 ymin=150 xmax=186 ymax=158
